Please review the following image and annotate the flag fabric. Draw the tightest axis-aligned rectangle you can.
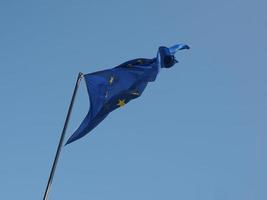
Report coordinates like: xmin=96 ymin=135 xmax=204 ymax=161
xmin=66 ymin=44 xmax=189 ymax=145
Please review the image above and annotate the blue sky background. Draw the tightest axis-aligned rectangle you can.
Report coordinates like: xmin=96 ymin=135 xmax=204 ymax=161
xmin=0 ymin=0 xmax=266 ymax=199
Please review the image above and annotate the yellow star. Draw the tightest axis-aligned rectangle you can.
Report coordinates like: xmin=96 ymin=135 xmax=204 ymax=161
xmin=137 ymin=59 xmax=143 ymax=64
xmin=131 ymin=91 xmax=139 ymax=96
xmin=109 ymin=76 xmax=114 ymax=85
xmin=117 ymin=99 xmax=126 ymax=107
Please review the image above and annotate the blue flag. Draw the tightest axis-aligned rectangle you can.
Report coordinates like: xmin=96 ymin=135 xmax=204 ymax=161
xmin=66 ymin=44 xmax=189 ymax=145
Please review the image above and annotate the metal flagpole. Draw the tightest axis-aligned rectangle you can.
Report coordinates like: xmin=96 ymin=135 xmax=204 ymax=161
xmin=43 ymin=72 xmax=83 ymax=200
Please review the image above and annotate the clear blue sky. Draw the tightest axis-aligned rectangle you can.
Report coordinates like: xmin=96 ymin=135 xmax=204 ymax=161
xmin=0 ymin=0 xmax=266 ymax=199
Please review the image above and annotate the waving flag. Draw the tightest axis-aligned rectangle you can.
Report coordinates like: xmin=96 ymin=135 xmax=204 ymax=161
xmin=66 ymin=44 xmax=189 ymax=145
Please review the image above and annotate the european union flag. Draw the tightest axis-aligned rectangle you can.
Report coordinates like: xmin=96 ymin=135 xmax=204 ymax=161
xmin=66 ymin=44 xmax=189 ymax=145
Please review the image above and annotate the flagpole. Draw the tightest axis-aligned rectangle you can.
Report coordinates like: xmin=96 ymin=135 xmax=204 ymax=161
xmin=43 ymin=72 xmax=83 ymax=200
